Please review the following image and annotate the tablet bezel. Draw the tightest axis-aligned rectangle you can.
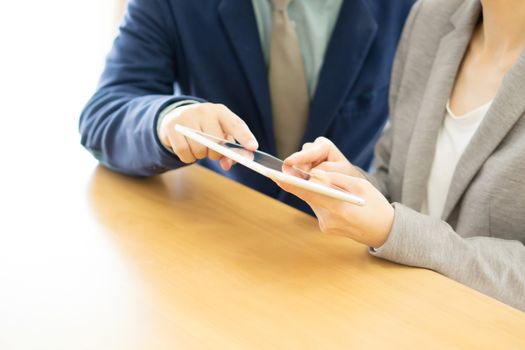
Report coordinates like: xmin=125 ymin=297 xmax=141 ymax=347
xmin=174 ymin=124 xmax=366 ymax=206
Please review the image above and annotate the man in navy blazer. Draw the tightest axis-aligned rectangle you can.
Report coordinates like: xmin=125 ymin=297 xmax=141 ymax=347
xmin=80 ymin=0 xmax=414 ymax=213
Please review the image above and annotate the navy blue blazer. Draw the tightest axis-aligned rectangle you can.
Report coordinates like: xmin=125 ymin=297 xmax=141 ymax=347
xmin=80 ymin=0 xmax=414 ymax=213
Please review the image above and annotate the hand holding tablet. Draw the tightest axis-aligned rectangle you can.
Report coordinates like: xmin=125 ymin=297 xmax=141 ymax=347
xmin=175 ymin=125 xmax=366 ymax=206
xmin=158 ymin=103 xmax=259 ymax=166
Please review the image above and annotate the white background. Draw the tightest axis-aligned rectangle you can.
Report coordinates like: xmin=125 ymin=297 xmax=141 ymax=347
xmin=0 ymin=3 xmax=135 ymax=348
xmin=0 ymin=0 xmax=121 ymax=176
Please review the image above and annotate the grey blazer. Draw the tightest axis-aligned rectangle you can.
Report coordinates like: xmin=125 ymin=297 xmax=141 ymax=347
xmin=368 ymin=0 xmax=525 ymax=311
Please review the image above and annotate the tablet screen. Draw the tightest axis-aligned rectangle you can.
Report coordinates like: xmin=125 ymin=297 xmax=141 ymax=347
xmin=176 ymin=124 xmax=366 ymax=205
xmin=190 ymin=130 xmax=311 ymax=180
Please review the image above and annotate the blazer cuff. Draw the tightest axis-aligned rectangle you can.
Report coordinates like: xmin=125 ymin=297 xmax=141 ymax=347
xmin=368 ymin=203 xmax=454 ymax=271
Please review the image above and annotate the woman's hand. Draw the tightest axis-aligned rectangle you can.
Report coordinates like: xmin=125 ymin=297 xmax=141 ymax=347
xmin=284 ymin=137 xmax=364 ymax=179
xmin=274 ymin=169 xmax=394 ymax=249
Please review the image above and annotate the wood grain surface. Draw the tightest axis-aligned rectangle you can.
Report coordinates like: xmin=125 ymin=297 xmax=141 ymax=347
xmin=2 ymin=164 xmax=523 ymax=349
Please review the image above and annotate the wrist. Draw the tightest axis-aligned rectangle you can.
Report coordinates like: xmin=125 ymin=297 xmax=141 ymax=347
xmin=371 ymin=204 xmax=395 ymax=249
xmin=157 ymin=100 xmax=200 ymax=150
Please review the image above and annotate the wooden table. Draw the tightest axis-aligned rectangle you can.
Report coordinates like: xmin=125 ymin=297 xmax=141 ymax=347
xmin=1 ymin=164 xmax=524 ymax=349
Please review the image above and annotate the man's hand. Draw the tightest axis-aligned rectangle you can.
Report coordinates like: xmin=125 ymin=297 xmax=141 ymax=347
xmin=159 ymin=103 xmax=258 ymax=170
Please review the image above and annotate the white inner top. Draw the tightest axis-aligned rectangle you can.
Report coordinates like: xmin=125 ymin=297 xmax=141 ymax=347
xmin=421 ymin=100 xmax=492 ymax=218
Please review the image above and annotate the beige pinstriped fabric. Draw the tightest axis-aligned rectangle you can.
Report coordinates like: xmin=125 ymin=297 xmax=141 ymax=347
xmin=269 ymin=0 xmax=310 ymax=158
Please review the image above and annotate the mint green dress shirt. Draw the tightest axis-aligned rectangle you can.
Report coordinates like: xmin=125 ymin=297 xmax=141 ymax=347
xmin=158 ymin=0 xmax=342 ymax=138
xmin=251 ymin=0 xmax=343 ymax=97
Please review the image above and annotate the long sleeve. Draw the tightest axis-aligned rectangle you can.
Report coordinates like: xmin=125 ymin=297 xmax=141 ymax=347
xmin=371 ymin=203 xmax=525 ymax=311
xmin=365 ymin=0 xmax=525 ymax=311
xmin=79 ymin=0 xmax=204 ymax=176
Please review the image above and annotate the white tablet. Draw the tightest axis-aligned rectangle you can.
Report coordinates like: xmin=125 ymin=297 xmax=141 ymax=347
xmin=175 ymin=125 xmax=366 ymax=206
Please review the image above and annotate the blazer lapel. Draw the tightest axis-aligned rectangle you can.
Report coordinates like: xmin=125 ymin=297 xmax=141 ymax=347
xmin=301 ymin=0 xmax=378 ymax=144
xmin=442 ymin=50 xmax=525 ymax=220
xmin=401 ymin=1 xmax=480 ymax=211
xmin=218 ymin=0 xmax=275 ymax=151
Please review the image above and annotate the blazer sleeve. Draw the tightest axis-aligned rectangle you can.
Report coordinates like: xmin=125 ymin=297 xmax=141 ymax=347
xmin=371 ymin=203 xmax=525 ymax=311
xmin=368 ymin=1 xmax=525 ymax=310
xmin=79 ymin=0 xmax=203 ymax=177
xmin=365 ymin=1 xmax=422 ymax=198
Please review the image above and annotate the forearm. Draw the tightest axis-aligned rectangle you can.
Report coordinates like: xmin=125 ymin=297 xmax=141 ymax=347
xmin=371 ymin=203 xmax=525 ymax=311
xmin=79 ymin=0 xmax=203 ymax=176
xmin=80 ymin=91 xmax=202 ymax=177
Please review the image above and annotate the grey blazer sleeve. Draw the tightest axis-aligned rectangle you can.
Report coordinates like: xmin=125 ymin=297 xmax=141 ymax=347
xmin=371 ymin=203 xmax=525 ymax=311
xmin=364 ymin=1 xmax=525 ymax=311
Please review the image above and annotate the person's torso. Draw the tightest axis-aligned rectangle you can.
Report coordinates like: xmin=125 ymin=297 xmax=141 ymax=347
xmin=164 ymin=0 xmax=414 ymax=212
xmin=383 ymin=0 xmax=525 ymax=242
